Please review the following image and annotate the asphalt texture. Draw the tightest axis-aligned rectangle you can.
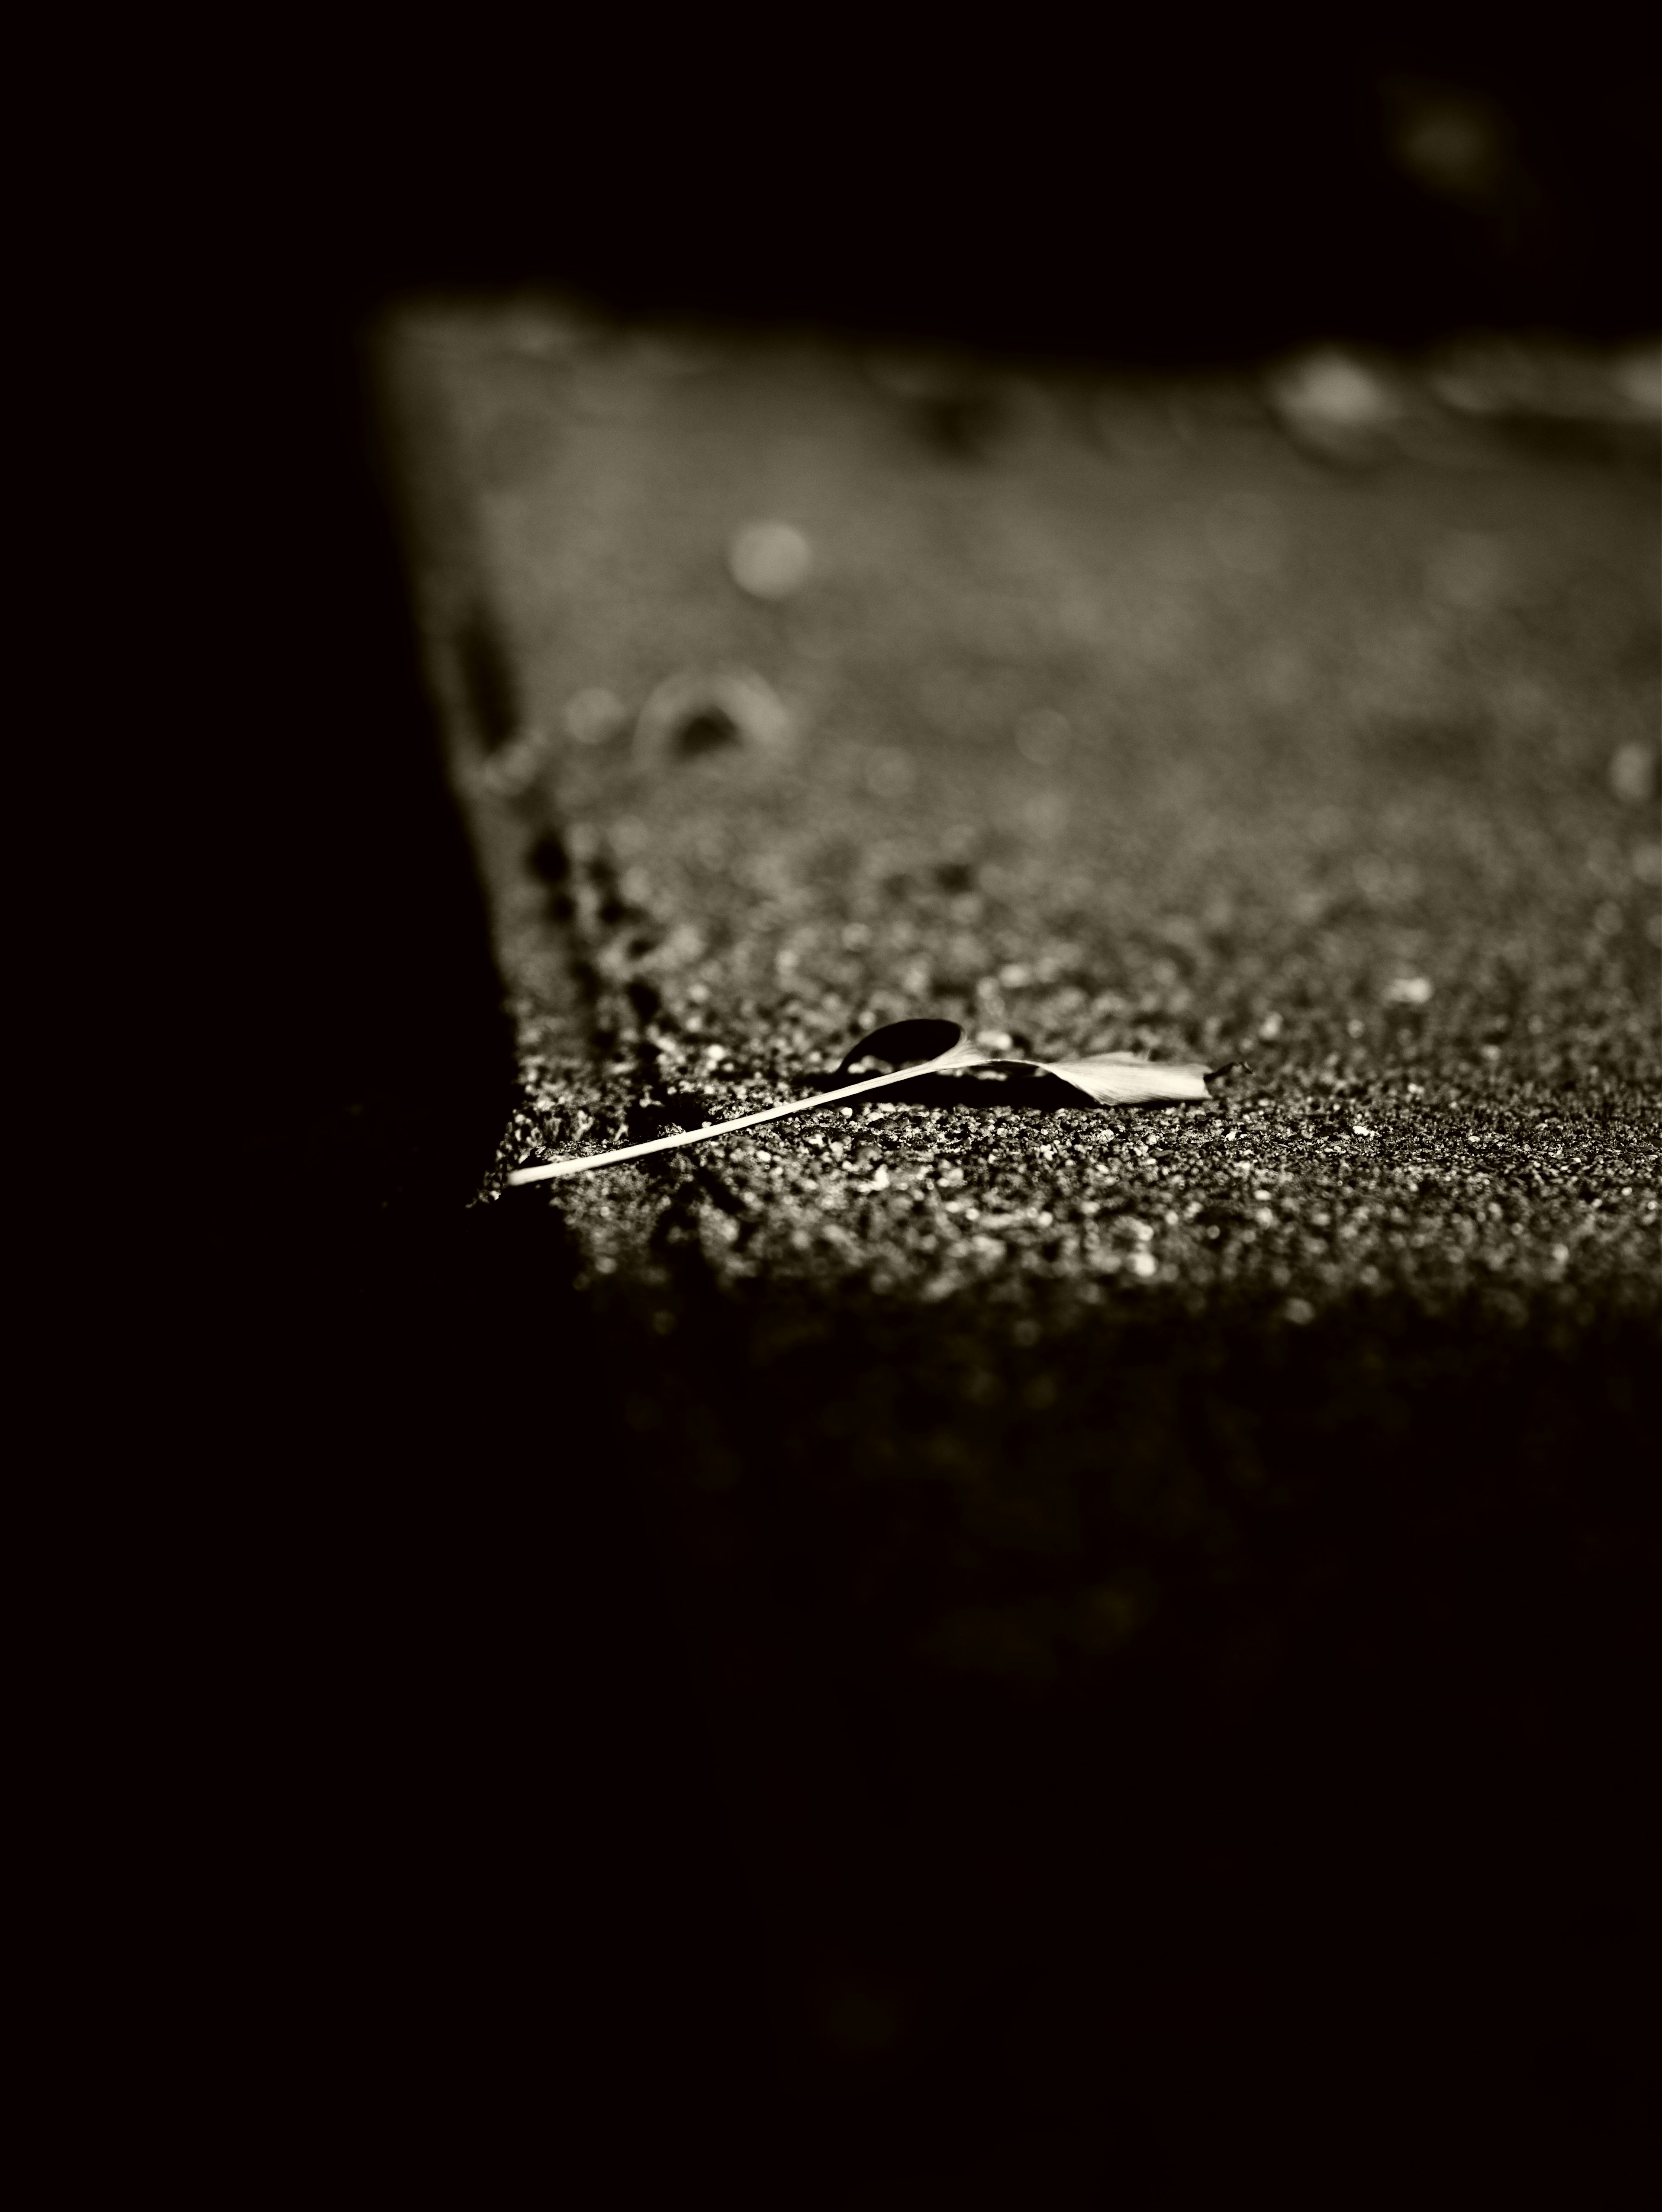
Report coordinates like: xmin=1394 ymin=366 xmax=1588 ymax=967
xmin=382 ymin=305 xmax=1659 ymax=2203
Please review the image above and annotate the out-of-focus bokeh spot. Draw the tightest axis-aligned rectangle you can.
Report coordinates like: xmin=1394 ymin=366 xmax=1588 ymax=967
xmin=728 ymin=520 xmax=813 ymax=600
xmin=1608 ymin=740 xmax=1659 ymax=807
xmin=1382 ymin=77 xmax=1516 ymax=212
xmin=564 ymin=686 xmax=630 ymax=747
xmin=1266 ymin=351 xmax=1406 ymax=466
xmin=1384 ymin=975 xmax=1435 ymax=1007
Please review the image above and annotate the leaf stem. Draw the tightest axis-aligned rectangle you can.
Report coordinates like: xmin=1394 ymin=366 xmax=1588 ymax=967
xmin=505 ymin=1055 xmax=1000 ymax=1184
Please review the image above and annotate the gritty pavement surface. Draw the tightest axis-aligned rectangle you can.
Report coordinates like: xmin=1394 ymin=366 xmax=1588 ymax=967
xmin=390 ymin=304 xmax=1659 ymax=1324
xmin=382 ymin=304 xmax=1659 ymax=2167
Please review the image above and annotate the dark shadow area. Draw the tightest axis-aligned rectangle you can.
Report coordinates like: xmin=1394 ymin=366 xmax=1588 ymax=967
xmin=115 ymin=27 xmax=1657 ymax=2203
xmin=455 ymin=602 xmax=522 ymax=756
xmin=676 ymin=708 xmax=745 ymax=759
xmin=812 ymin=1070 xmax=1182 ymax=1114
xmin=289 ymin=1196 xmax=1650 ymax=2204
xmin=297 ymin=26 xmax=1656 ymax=356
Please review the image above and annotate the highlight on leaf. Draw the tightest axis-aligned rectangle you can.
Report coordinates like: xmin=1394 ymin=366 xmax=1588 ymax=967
xmin=506 ymin=1019 xmax=1240 ymax=1185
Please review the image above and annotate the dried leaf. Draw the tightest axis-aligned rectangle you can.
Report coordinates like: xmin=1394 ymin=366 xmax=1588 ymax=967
xmin=506 ymin=1019 xmax=1236 ymax=1185
xmin=1034 ymin=1053 xmax=1214 ymax=1106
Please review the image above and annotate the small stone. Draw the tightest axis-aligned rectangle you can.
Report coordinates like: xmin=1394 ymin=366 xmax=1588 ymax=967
xmin=564 ymin=687 xmax=629 ymax=747
xmin=1385 ymin=976 xmax=1434 ymax=1006
xmin=728 ymin=521 xmax=813 ymax=600
xmin=1612 ymin=343 xmax=1661 ymax=421
xmin=1609 ymin=741 xmax=1658 ymax=806
xmin=1266 ymin=349 xmax=1406 ymax=465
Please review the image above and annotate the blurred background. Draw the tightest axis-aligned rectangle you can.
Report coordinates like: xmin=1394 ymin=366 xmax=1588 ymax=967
xmin=161 ymin=21 xmax=1658 ymax=1194
xmin=140 ymin=25 xmax=1658 ymax=2208
xmin=297 ymin=24 xmax=1658 ymax=345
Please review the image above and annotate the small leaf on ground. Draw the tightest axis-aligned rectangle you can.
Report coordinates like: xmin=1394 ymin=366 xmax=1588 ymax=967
xmin=507 ymin=1019 xmax=1237 ymax=1185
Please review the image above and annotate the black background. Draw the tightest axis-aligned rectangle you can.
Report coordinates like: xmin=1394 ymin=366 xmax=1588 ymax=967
xmin=95 ymin=23 xmax=1657 ymax=2202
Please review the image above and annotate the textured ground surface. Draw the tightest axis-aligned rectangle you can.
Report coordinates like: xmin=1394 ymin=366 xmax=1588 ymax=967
xmin=382 ymin=304 xmax=1659 ymax=2199
xmin=393 ymin=305 xmax=1657 ymax=1316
